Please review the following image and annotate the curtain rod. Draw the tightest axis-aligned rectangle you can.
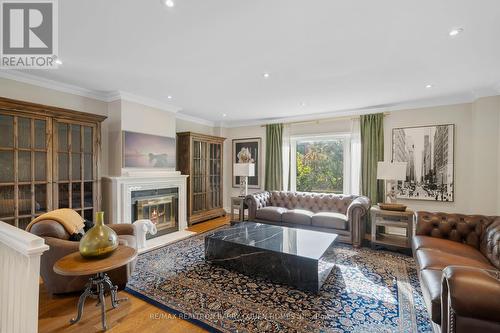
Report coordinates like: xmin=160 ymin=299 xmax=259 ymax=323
xmin=260 ymin=112 xmax=390 ymax=127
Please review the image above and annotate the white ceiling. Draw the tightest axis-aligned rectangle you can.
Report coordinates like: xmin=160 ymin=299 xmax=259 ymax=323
xmin=16 ymin=0 xmax=500 ymax=125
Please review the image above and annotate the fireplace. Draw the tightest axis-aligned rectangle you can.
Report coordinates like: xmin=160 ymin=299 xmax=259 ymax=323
xmin=131 ymin=188 xmax=178 ymax=239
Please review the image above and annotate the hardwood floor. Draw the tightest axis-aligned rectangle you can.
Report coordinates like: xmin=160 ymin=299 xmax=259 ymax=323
xmin=39 ymin=216 xmax=230 ymax=333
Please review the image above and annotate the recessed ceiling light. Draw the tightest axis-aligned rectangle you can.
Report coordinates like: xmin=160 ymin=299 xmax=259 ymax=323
xmin=167 ymin=95 xmax=173 ymax=99
xmin=449 ymin=27 xmax=463 ymax=37
xmin=425 ymin=84 xmax=433 ymax=89
xmin=161 ymin=0 xmax=175 ymax=8
xmin=263 ymin=72 xmax=270 ymax=79
xmin=222 ymin=113 xmax=227 ymax=118
xmin=54 ymin=58 xmax=62 ymax=65
xmin=300 ymin=102 xmax=306 ymax=107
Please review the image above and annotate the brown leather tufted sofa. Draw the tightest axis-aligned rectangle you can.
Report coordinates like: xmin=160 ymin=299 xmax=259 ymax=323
xmin=412 ymin=211 xmax=500 ymax=333
xmin=245 ymin=191 xmax=370 ymax=247
xmin=29 ymin=219 xmax=137 ymax=295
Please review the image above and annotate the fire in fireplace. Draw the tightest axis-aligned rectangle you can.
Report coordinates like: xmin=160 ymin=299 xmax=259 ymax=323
xmin=131 ymin=188 xmax=178 ymax=239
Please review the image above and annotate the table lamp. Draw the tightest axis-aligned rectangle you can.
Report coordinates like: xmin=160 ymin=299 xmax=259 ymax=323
xmin=377 ymin=161 xmax=407 ymax=209
xmin=234 ymin=163 xmax=255 ymax=197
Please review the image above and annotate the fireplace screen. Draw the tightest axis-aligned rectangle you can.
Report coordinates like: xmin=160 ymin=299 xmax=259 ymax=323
xmin=131 ymin=188 xmax=178 ymax=239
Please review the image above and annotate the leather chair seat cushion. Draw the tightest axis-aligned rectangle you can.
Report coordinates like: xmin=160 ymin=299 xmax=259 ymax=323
xmin=118 ymin=235 xmax=137 ymax=248
xmin=256 ymin=206 xmax=288 ymax=222
xmin=311 ymin=212 xmax=348 ymax=230
xmin=420 ymin=269 xmax=443 ymax=324
xmin=415 ymin=248 xmax=495 ymax=271
xmin=282 ymin=209 xmax=313 ymax=225
xmin=412 ymin=236 xmax=489 ymax=263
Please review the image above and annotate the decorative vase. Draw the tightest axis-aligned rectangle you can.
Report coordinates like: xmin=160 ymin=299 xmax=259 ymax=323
xmin=79 ymin=211 xmax=118 ymax=258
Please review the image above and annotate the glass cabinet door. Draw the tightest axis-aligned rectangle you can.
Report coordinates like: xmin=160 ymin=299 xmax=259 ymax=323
xmin=192 ymin=140 xmax=208 ymax=214
xmin=0 ymin=113 xmax=50 ymax=229
xmin=54 ymin=121 xmax=97 ymax=221
xmin=208 ymin=143 xmax=222 ymax=209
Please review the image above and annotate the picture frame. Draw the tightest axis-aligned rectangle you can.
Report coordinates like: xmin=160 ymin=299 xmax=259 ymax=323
xmin=391 ymin=124 xmax=455 ymax=202
xmin=122 ymin=130 xmax=176 ymax=169
xmin=232 ymin=138 xmax=262 ymax=189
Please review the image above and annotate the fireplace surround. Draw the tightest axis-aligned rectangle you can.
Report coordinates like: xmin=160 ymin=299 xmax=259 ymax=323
xmin=102 ymin=170 xmax=190 ymax=251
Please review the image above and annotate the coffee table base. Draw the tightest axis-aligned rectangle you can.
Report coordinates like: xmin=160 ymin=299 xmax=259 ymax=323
xmin=70 ymin=272 xmax=127 ymax=331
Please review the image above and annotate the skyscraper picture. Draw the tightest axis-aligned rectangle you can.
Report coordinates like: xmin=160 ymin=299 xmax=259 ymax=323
xmin=392 ymin=124 xmax=454 ymax=201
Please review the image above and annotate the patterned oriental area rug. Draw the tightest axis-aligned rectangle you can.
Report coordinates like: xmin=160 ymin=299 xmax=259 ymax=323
xmin=125 ymin=228 xmax=432 ymax=333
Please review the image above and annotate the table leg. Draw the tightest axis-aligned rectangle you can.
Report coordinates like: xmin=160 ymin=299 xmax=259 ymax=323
xmin=103 ymin=274 xmax=128 ymax=308
xmin=98 ymin=280 xmax=107 ymax=331
xmin=69 ymin=272 xmax=127 ymax=331
xmin=70 ymin=283 xmax=93 ymax=324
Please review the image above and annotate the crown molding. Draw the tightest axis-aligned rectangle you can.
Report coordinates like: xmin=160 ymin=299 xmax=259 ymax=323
xmin=176 ymin=112 xmax=216 ymax=127
xmin=0 ymin=69 xmax=111 ymax=101
xmin=222 ymin=91 xmax=480 ymax=128
xmin=107 ymin=91 xmax=181 ymax=113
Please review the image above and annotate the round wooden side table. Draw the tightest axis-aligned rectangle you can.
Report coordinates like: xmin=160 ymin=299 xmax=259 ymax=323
xmin=53 ymin=245 xmax=138 ymax=331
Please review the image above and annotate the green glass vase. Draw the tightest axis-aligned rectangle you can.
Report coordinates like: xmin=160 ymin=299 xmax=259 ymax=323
xmin=79 ymin=211 xmax=118 ymax=259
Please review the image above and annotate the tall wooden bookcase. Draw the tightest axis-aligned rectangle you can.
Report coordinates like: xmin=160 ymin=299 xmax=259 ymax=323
xmin=0 ymin=97 xmax=106 ymax=229
xmin=176 ymin=132 xmax=225 ymax=225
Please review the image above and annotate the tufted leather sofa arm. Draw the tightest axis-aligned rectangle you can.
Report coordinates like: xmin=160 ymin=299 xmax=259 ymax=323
xmin=347 ymin=196 xmax=370 ymax=247
xmin=245 ymin=191 xmax=271 ymax=220
xmin=414 ymin=211 xmax=496 ymax=250
xmin=441 ymin=266 xmax=500 ymax=333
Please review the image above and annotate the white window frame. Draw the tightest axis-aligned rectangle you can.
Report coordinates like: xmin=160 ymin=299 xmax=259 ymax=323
xmin=290 ymin=133 xmax=351 ymax=194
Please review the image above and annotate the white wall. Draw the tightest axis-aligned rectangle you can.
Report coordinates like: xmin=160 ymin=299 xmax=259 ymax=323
xmin=384 ymin=97 xmax=500 ymax=215
xmin=176 ymin=118 xmax=215 ymax=135
xmin=224 ymin=97 xmax=500 ymax=215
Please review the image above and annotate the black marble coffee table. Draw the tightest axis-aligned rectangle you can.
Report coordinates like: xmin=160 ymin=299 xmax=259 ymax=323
xmin=205 ymin=221 xmax=338 ymax=293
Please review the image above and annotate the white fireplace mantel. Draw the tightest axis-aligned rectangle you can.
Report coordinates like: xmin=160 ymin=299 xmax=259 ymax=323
xmin=102 ymin=171 xmax=189 ymax=231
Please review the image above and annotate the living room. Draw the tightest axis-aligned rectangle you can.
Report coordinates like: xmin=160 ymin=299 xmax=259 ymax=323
xmin=0 ymin=1 xmax=499 ymax=333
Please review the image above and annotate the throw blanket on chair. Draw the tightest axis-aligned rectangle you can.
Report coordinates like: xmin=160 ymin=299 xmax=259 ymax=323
xmin=26 ymin=208 xmax=85 ymax=235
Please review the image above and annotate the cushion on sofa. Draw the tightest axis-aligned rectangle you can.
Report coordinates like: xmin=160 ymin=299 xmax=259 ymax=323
xmin=415 ymin=248 xmax=495 ymax=271
xmin=412 ymin=236 xmax=489 ymax=263
xmin=311 ymin=212 xmax=348 ymax=230
xmin=255 ymin=206 xmax=287 ymax=222
xmin=282 ymin=209 xmax=313 ymax=225
xmin=419 ymin=269 xmax=443 ymax=324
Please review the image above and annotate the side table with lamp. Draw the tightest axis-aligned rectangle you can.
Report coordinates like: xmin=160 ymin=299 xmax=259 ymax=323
xmin=371 ymin=161 xmax=414 ymax=251
xmin=232 ymin=163 xmax=255 ymax=222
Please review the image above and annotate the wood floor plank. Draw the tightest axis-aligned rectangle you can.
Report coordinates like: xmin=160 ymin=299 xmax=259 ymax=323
xmin=39 ymin=216 xmax=231 ymax=333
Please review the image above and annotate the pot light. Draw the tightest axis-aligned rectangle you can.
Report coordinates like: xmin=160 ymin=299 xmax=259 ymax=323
xmin=300 ymin=102 xmax=306 ymax=107
xmin=425 ymin=84 xmax=433 ymax=89
xmin=449 ymin=28 xmax=463 ymax=37
xmin=161 ymin=0 xmax=175 ymax=8
xmin=263 ymin=72 xmax=270 ymax=79
xmin=222 ymin=113 xmax=227 ymax=118
xmin=167 ymin=95 xmax=173 ymax=99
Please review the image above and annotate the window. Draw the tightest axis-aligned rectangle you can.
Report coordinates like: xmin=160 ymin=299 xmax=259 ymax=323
xmin=290 ymin=134 xmax=351 ymax=194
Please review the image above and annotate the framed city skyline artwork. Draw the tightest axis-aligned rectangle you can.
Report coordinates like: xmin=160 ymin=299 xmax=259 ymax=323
xmin=392 ymin=124 xmax=455 ymax=201
xmin=232 ymin=138 xmax=262 ymax=189
xmin=122 ymin=131 xmax=176 ymax=169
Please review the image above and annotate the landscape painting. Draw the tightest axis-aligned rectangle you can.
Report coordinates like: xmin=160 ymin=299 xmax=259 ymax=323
xmin=392 ymin=124 xmax=454 ymax=201
xmin=123 ymin=131 xmax=176 ymax=169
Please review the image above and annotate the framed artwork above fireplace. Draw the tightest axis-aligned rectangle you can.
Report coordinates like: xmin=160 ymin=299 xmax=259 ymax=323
xmin=122 ymin=131 xmax=176 ymax=169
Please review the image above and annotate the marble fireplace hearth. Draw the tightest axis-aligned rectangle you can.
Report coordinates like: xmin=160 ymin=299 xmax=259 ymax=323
xmin=102 ymin=170 xmax=194 ymax=253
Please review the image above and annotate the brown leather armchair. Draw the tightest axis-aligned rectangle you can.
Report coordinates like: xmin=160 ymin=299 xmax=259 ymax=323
xmin=412 ymin=212 xmax=500 ymax=333
xmin=30 ymin=219 xmax=137 ymax=295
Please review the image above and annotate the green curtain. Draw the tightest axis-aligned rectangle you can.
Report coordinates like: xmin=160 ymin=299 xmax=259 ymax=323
xmin=360 ymin=113 xmax=384 ymax=210
xmin=265 ymin=124 xmax=284 ymax=191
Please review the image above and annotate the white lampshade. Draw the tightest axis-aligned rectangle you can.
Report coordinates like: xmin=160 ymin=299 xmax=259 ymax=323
xmin=377 ymin=161 xmax=407 ymax=181
xmin=234 ymin=163 xmax=255 ymax=177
